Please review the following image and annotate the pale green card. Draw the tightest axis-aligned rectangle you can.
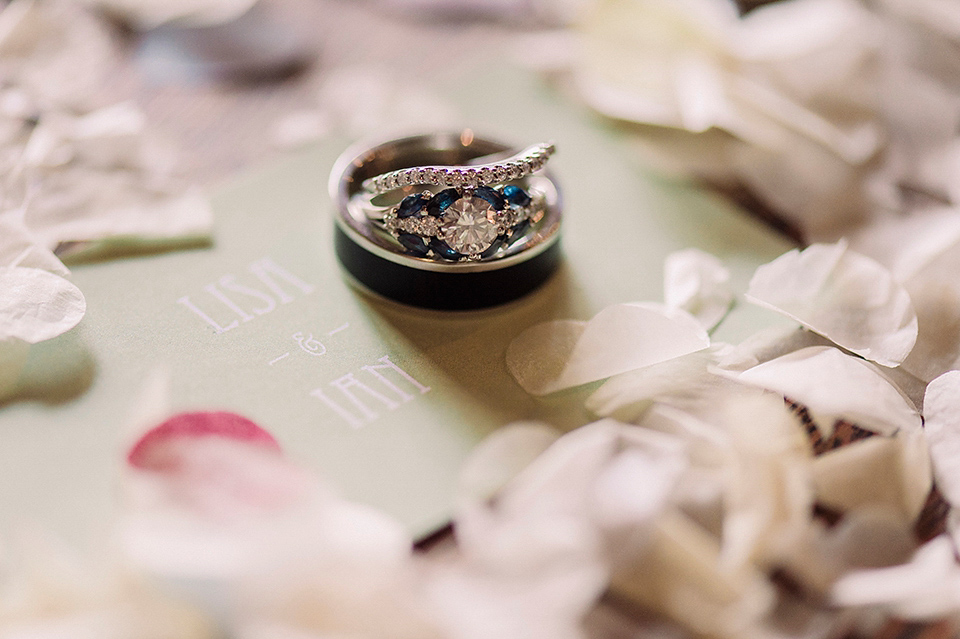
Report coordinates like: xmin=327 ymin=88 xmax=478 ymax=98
xmin=0 ymin=71 xmax=793 ymax=548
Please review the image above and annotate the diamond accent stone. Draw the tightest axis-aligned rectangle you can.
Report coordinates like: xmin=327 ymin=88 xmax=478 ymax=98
xmin=414 ymin=216 xmax=439 ymax=236
xmin=440 ymin=195 xmax=500 ymax=255
xmin=463 ymin=169 xmax=479 ymax=188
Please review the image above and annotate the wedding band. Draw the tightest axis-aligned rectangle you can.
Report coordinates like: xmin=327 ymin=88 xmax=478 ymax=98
xmin=329 ymin=130 xmax=563 ymax=310
xmin=362 ymin=142 xmax=555 ymax=195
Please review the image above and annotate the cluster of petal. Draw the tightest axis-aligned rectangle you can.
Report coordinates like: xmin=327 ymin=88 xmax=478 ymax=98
xmin=0 ymin=215 xmax=85 ymax=400
xmin=851 ymin=211 xmax=960 ymax=381
xmin=0 ymin=529 xmax=213 ymax=639
xmin=664 ymin=247 xmax=734 ymax=330
xmin=87 ymin=0 xmax=259 ymax=30
xmin=498 ymin=246 xmax=953 ymax=634
xmin=745 ymin=240 xmax=917 ymax=367
xmin=272 ymin=66 xmax=458 ymax=149
xmin=561 ymin=0 xmax=960 ymax=241
xmin=0 ymin=0 xmax=213 ymax=258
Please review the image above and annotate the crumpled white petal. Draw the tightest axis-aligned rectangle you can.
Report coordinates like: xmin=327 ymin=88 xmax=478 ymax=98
xmin=921 ymin=370 xmax=960 ymax=506
xmin=746 ymin=240 xmax=918 ymax=366
xmin=0 ymin=527 xmax=213 ymax=639
xmin=85 ymin=0 xmax=259 ymax=29
xmin=585 ymin=345 xmax=736 ymax=422
xmin=812 ymin=429 xmax=932 ymax=522
xmin=831 ymin=535 xmax=960 ymax=620
xmin=663 ymin=248 xmax=733 ymax=330
xmin=733 ymin=346 xmax=920 ymax=436
xmin=848 ymin=205 xmax=960 ymax=281
xmin=457 ymin=422 xmax=561 ymax=504
xmin=715 ymin=325 xmax=834 ymax=373
xmin=507 ymin=302 xmax=710 ymax=395
xmin=0 ymin=266 xmax=85 ymax=344
xmin=0 ymin=213 xmax=69 ymax=275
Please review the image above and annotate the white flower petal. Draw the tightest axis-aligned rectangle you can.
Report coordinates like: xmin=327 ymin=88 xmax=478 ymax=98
xmin=715 ymin=325 xmax=834 ymax=372
xmin=589 ymin=446 xmax=687 ymax=531
xmin=831 ymin=536 xmax=960 ymax=620
xmin=663 ymin=248 xmax=733 ymax=330
xmin=586 ymin=345 xmax=735 ymax=422
xmin=457 ymin=422 xmax=561 ymax=504
xmin=507 ymin=303 xmax=709 ymax=395
xmin=848 ymin=206 xmax=960 ymax=281
xmin=0 ymin=266 xmax=85 ymax=343
xmin=896 ymin=243 xmax=960 ymax=382
xmin=0 ymin=214 xmax=68 ymax=275
xmin=494 ymin=420 xmax=622 ymax=517
xmin=812 ymin=429 xmax=932 ymax=522
xmin=424 ymin=557 xmax=606 ymax=639
xmin=89 ymin=0 xmax=259 ymax=29
xmin=29 ymin=187 xmax=213 ymax=250
xmin=746 ymin=241 xmax=918 ymax=366
xmin=735 ymin=346 xmax=920 ymax=436
xmin=921 ymin=370 xmax=960 ymax=506
xmin=611 ymin=510 xmax=776 ymax=638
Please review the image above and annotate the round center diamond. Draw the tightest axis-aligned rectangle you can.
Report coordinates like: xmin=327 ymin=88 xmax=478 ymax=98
xmin=440 ymin=196 xmax=500 ymax=255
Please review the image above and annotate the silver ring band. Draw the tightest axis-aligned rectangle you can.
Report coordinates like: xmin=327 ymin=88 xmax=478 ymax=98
xmin=362 ymin=142 xmax=555 ymax=195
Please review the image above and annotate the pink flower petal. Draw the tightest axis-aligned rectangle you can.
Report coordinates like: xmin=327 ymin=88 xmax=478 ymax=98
xmin=127 ymin=411 xmax=281 ymax=471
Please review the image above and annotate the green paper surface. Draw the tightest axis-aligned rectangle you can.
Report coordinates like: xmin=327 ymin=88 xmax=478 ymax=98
xmin=0 ymin=71 xmax=794 ymax=549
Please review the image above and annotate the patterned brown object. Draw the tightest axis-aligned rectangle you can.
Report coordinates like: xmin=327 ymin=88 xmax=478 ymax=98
xmin=873 ymin=619 xmax=956 ymax=639
xmin=788 ymin=398 xmax=956 ymax=639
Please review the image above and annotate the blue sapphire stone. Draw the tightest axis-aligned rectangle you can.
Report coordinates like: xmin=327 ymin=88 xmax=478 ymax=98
xmin=473 ymin=186 xmax=504 ymax=210
xmin=398 ymin=233 xmax=430 ymax=256
xmin=479 ymin=236 xmax=505 ymax=260
xmin=502 ymin=185 xmax=532 ymax=207
xmin=429 ymin=237 xmax=463 ymax=260
xmin=506 ymin=220 xmax=531 ymax=244
xmin=426 ymin=188 xmax=460 ymax=217
xmin=397 ymin=194 xmax=427 ymax=219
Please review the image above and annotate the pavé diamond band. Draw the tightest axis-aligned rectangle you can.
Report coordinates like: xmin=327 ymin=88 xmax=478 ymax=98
xmin=330 ymin=131 xmax=562 ymax=310
xmin=362 ymin=142 xmax=555 ymax=195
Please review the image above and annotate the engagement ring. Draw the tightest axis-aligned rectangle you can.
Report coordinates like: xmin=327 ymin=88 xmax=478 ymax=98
xmin=329 ymin=130 xmax=563 ymax=310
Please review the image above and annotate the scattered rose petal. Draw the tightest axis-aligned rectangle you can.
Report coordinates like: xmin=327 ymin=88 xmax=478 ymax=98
xmin=812 ymin=429 xmax=932 ymax=522
xmin=89 ymin=0 xmax=260 ymax=29
xmin=272 ymin=109 xmax=332 ymax=149
xmin=0 ymin=213 xmax=69 ymax=275
xmin=585 ymin=345 xmax=736 ymax=422
xmin=848 ymin=205 xmax=960 ymax=281
xmin=423 ymin=556 xmax=606 ymax=639
xmin=457 ymin=422 xmax=561 ymax=504
xmin=0 ymin=266 xmax=85 ymax=343
xmin=896 ymin=242 xmax=960 ymax=382
xmin=127 ymin=411 xmax=282 ymax=472
xmin=27 ymin=187 xmax=214 ymax=250
xmin=507 ymin=303 xmax=710 ymax=395
xmin=715 ymin=325 xmax=834 ymax=372
xmin=611 ymin=510 xmax=776 ymax=638
xmin=733 ymin=346 xmax=921 ymax=436
xmin=746 ymin=240 xmax=918 ymax=367
xmin=0 ymin=527 xmax=213 ymax=639
xmin=715 ymin=394 xmax=814 ymax=570
xmin=831 ymin=535 xmax=960 ymax=620
xmin=663 ymin=248 xmax=733 ymax=330
xmin=921 ymin=370 xmax=960 ymax=506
